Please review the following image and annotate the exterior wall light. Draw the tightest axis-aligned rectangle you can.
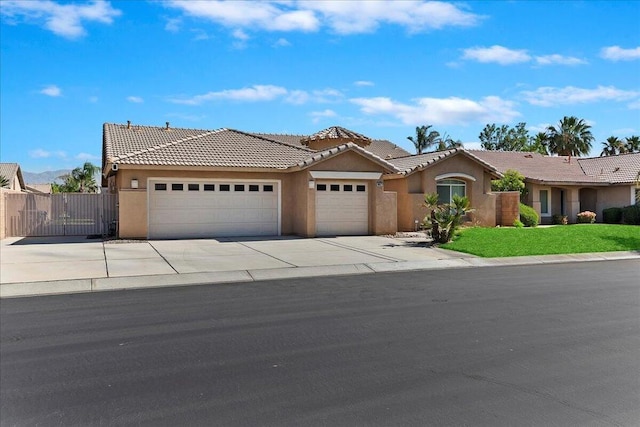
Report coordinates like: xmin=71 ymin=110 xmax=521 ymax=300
xmin=131 ymin=179 xmax=139 ymax=189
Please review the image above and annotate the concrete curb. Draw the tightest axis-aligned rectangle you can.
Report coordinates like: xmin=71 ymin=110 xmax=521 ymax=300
xmin=1 ymin=252 xmax=638 ymax=298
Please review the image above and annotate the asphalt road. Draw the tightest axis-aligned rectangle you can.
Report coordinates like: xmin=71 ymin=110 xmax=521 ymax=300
xmin=1 ymin=260 xmax=639 ymax=427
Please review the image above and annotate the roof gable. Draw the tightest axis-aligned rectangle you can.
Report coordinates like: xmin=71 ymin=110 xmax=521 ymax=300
xmin=0 ymin=162 xmax=25 ymax=190
xmin=389 ymin=149 xmax=501 ymax=178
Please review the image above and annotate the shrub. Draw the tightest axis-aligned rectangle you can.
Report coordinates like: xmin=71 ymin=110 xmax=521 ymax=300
xmin=492 ymin=169 xmax=528 ymax=200
xmin=622 ymin=204 xmax=640 ymax=225
xmin=423 ymin=193 xmax=474 ymax=243
xmin=552 ymin=214 xmax=568 ymax=225
xmin=519 ymin=203 xmax=539 ymax=227
xmin=513 ymin=219 xmax=524 ymax=228
xmin=602 ymin=207 xmax=623 ymax=224
xmin=577 ymin=211 xmax=596 ymax=224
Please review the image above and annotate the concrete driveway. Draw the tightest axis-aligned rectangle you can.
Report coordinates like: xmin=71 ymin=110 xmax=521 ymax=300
xmin=4 ymin=235 xmax=637 ymax=298
xmin=0 ymin=234 xmax=463 ymax=285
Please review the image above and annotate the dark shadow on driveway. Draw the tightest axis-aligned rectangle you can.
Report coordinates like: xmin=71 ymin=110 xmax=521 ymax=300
xmin=8 ymin=236 xmax=103 ymax=245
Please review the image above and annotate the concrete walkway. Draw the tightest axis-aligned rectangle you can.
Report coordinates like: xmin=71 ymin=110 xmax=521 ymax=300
xmin=1 ymin=235 xmax=638 ymax=298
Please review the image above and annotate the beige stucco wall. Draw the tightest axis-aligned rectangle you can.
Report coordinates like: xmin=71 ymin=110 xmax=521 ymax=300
xmin=494 ymin=192 xmax=519 ymax=226
xmin=386 ymin=153 xmax=498 ymax=230
xmin=595 ymin=185 xmax=634 ymax=217
xmin=113 ymin=149 xmax=396 ymax=239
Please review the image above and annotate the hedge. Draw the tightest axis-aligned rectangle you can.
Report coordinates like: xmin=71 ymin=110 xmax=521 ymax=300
xmin=622 ymin=205 xmax=640 ymax=225
xmin=602 ymin=207 xmax=623 ymax=224
xmin=519 ymin=203 xmax=539 ymax=227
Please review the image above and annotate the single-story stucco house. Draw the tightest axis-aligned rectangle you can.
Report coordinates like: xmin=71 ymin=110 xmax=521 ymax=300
xmin=102 ymin=122 xmax=639 ymax=239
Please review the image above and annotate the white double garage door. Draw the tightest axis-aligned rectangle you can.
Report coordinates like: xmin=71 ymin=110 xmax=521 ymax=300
xmin=148 ymin=179 xmax=369 ymax=239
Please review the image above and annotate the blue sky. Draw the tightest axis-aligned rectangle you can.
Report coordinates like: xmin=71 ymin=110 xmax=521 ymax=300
xmin=1 ymin=0 xmax=639 ymax=172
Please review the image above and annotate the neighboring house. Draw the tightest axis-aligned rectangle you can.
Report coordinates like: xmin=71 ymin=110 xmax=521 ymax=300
xmin=0 ymin=163 xmax=26 ymax=192
xmin=470 ymin=151 xmax=640 ymax=224
xmin=25 ymin=183 xmax=53 ymax=194
xmin=102 ymin=122 xmax=638 ymax=239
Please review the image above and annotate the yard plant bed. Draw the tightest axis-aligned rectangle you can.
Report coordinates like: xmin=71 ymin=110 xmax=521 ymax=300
xmin=441 ymin=224 xmax=640 ymax=257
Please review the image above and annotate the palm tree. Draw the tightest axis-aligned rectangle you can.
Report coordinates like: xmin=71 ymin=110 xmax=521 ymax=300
xmin=625 ymin=135 xmax=640 ymax=153
xmin=407 ymin=125 xmax=440 ymax=154
xmin=546 ymin=116 xmax=594 ymax=163
xmin=528 ymin=132 xmax=549 ymax=155
xmin=600 ymin=136 xmax=625 ymax=156
xmin=435 ymin=132 xmax=462 ymax=150
xmin=70 ymin=162 xmax=100 ymax=193
xmin=0 ymin=175 xmax=9 ymax=188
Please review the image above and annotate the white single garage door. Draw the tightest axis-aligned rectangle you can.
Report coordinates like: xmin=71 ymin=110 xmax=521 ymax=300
xmin=316 ymin=181 xmax=368 ymax=236
xmin=148 ymin=180 xmax=279 ymax=239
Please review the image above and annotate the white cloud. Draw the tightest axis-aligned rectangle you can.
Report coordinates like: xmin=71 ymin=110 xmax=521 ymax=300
xmin=126 ymin=96 xmax=143 ymax=103
xmin=191 ymin=29 xmax=210 ymax=41
xmin=350 ymin=95 xmax=520 ymax=126
xmin=165 ymin=1 xmax=319 ymax=32
xmin=309 ymin=109 xmax=337 ymax=123
xmin=1 ymin=0 xmax=121 ymax=39
xmin=612 ymin=128 xmax=638 ymax=135
xmin=170 ymin=85 xmax=344 ymax=106
xmin=164 ymin=1 xmax=482 ymax=35
xmin=273 ymin=37 xmax=291 ymax=47
xmin=169 ymin=85 xmax=288 ymax=105
xmin=29 ymin=149 xmax=52 ymax=158
xmin=600 ymin=46 xmax=640 ymax=61
xmin=165 ymin=17 xmax=181 ymax=32
xmin=40 ymin=84 xmax=62 ymax=97
xmin=535 ymin=54 xmax=587 ymax=66
xmin=300 ymin=1 xmax=482 ymax=34
xmin=232 ymin=28 xmax=249 ymax=40
xmin=28 ymin=149 xmax=67 ymax=159
xmin=521 ymin=85 xmax=640 ymax=107
xmin=462 ymin=45 xmax=531 ymax=65
xmin=75 ymin=152 xmax=99 ymax=161
xmin=354 ymin=80 xmax=374 ymax=87
xmin=527 ymin=123 xmax=551 ymax=134
xmin=628 ymin=99 xmax=640 ymax=110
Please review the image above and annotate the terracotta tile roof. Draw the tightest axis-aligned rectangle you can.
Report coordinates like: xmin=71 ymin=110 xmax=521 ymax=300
xmin=468 ymin=150 xmax=606 ymax=184
xmin=254 ymin=132 xmax=410 ymax=159
xmin=578 ymin=152 xmax=640 ymax=184
xmin=104 ymin=124 xmax=312 ymax=169
xmin=300 ymin=126 xmax=371 ymax=144
xmin=388 ymin=149 xmax=503 ymax=177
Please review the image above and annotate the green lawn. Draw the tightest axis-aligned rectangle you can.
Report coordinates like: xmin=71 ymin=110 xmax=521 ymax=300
xmin=440 ymin=224 xmax=640 ymax=257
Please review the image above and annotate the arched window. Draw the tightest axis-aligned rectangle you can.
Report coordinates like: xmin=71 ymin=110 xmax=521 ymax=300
xmin=436 ymin=179 xmax=466 ymax=204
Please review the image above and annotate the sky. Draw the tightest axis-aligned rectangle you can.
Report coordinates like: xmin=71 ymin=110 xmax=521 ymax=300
xmin=1 ymin=0 xmax=639 ymax=173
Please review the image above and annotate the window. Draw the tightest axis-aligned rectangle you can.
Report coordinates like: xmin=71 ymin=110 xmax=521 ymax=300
xmin=343 ymin=185 xmax=353 ymax=192
xmin=356 ymin=185 xmax=366 ymax=192
xmin=204 ymin=184 xmax=215 ymax=191
xmin=234 ymin=184 xmax=245 ymax=192
xmin=172 ymin=183 xmax=183 ymax=191
xmin=330 ymin=184 xmax=340 ymax=191
xmin=220 ymin=184 xmax=230 ymax=192
xmin=317 ymin=184 xmax=327 ymax=191
xmin=249 ymin=185 xmax=259 ymax=192
xmin=263 ymin=185 xmax=274 ymax=192
xmin=540 ymin=190 xmax=549 ymax=215
xmin=436 ymin=179 xmax=465 ymax=204
xmin=636 ymin=188 xmax=640 ymax=204
xmin=155 ymin=183 xmax=167 ymax=191
xmin=188 ymin=183 xmax=199 ymax=191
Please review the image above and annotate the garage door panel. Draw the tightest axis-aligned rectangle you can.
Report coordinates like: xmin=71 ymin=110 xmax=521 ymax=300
xmin=148 ymin=181 xmax=279 ymax=239
xmin=316 ymin=181 xmax=368 ymax=236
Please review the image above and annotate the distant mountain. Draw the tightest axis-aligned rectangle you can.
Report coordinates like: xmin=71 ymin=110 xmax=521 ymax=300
xmin=22 ymin=169 xmax=71 ymax=184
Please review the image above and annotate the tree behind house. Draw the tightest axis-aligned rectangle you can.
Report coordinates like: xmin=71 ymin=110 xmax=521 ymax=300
xmin=51 ymin=162 xmax=100 ymax=193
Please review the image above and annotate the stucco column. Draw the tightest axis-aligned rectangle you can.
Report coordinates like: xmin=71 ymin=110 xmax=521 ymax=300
xmin=529 ymin=184 xmax=542 ymax=218
xmin=566 ymin=188 xmax=581 ymax=223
